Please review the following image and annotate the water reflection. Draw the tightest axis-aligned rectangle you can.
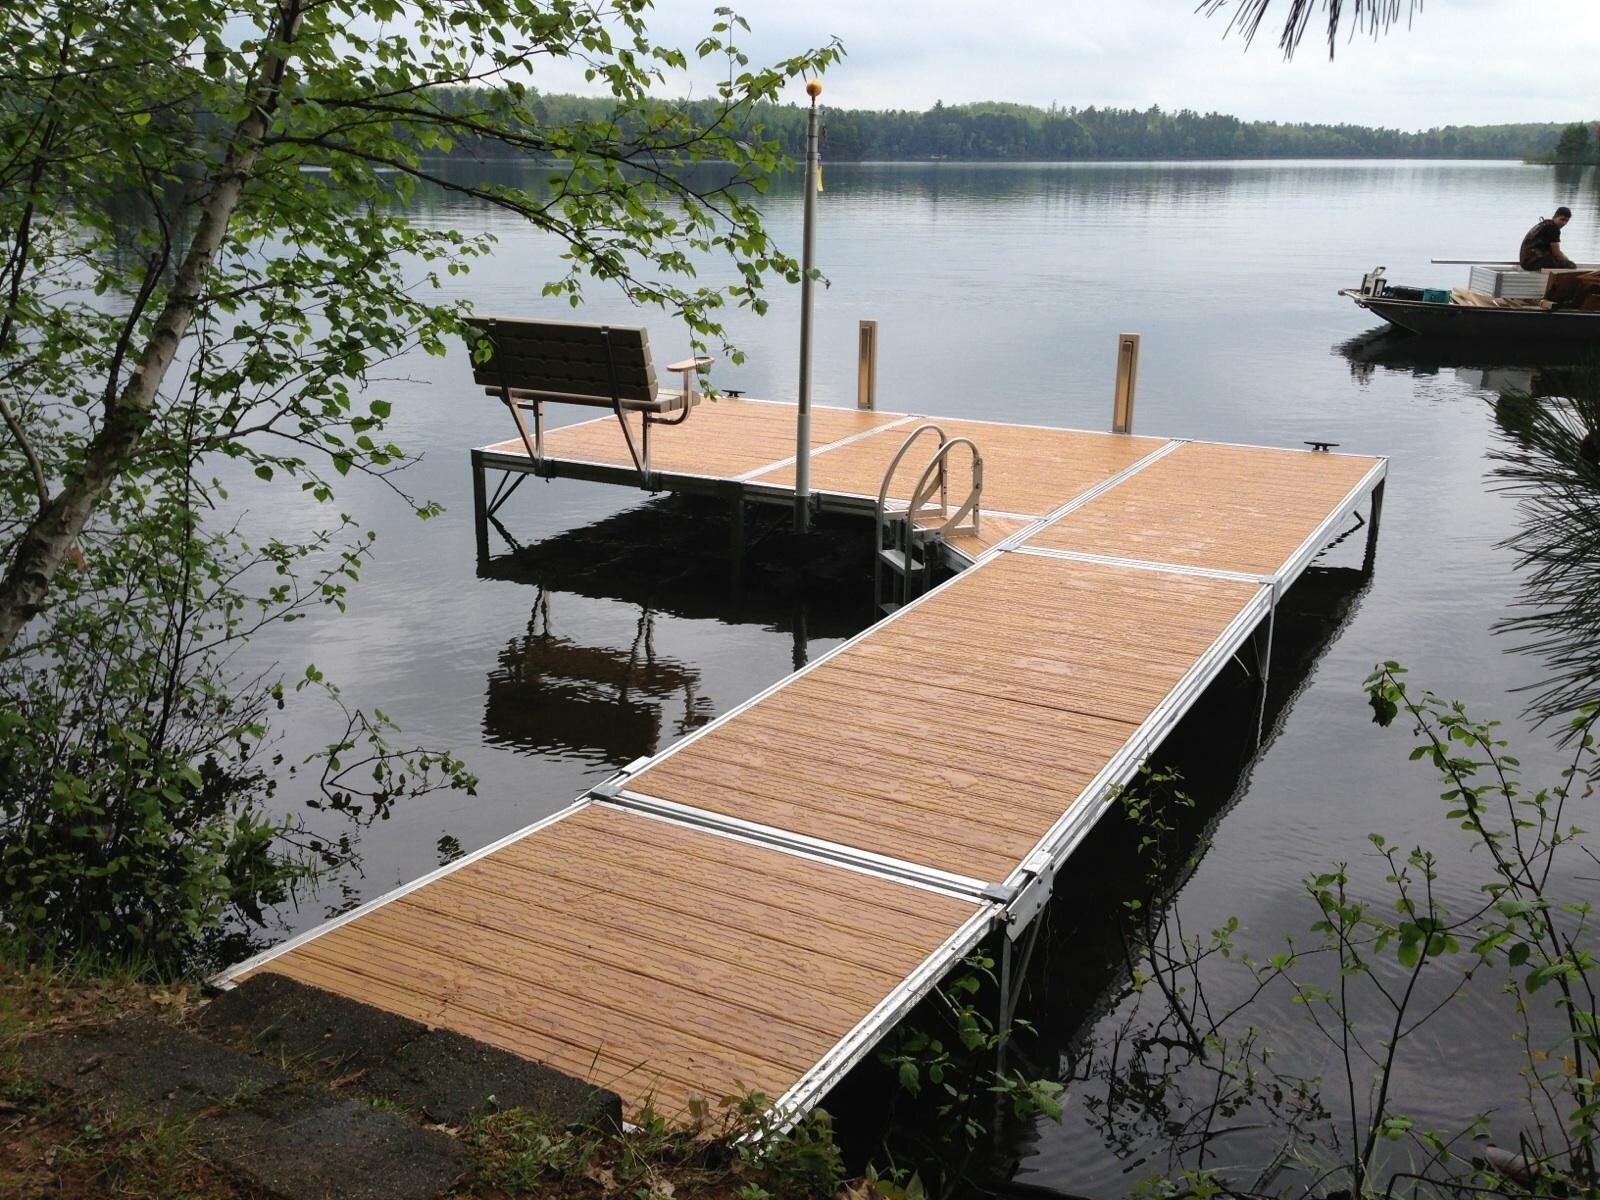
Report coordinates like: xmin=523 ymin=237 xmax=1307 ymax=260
xmin=1490 ymin=361 xmax=1600 ymax=727
xmin=477 ymin=496 xmax=875 ymax=762
xmin=1334 ymin=325 xmax=1596 ymax=385
xmin=477 ymin=495 xmax=871 ymax=636
xmin=402 ymin=156 xmax=1501 ymax=223
xmin=1551 ymin=161 xmax=1599 ymax=201
xmin=1335 ymin=327 xmax=1600 ymax=728
xmin=484 ymin=588 xmax=712 ymax=766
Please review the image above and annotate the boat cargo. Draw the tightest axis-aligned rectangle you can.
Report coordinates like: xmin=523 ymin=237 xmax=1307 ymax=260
xmin=1466 ymin=265 xmax=1546 ymax=299
xmin=1340 ymin=263 xmax=1600 ymax=343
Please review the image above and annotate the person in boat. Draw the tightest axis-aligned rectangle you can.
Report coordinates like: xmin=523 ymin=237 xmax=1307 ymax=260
xmin=1519 ymin=206 xmax=1575 ymax=270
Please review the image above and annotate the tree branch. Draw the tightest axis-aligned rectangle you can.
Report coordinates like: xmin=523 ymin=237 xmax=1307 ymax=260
xmin=0 ymin=1 xmax=307 ymax=651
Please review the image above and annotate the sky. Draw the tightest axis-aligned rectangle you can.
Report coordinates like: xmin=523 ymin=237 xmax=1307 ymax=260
xmin=549 ymin=1 xmax=1600 ymax=132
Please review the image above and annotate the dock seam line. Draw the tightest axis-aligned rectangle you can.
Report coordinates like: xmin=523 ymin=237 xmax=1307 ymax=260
xmin=1010 ymin=546 xmax=1275 ymax=585
xmin=930 ymin=437 xmax=1182 ymax=571
xmin=734 ymin=414 xmax=920 ymax=481
xmin=989 ymin=438 xmax=1187 ymax=557
xmin=603 ymin=792 xmax=997 ymax=902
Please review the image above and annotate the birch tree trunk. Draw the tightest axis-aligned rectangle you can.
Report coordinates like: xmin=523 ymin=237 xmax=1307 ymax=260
xmin=0 ymin=4 xmax=303 ymax=653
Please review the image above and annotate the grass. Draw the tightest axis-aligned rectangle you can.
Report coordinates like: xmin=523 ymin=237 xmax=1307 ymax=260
xmin=462 ymin=1101 xmax=843 ymax=1200
xmin=0 ymin=957 xmax=248 ymax=1199
xmin=1 ymin=955 xmax=851 ymax=1200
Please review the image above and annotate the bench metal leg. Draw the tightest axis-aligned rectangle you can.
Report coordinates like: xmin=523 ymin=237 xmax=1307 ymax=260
xmin=611 ymin=408 xmax=647 ymax=482
xmin=504 ymin=395 xmax=542 ymax=465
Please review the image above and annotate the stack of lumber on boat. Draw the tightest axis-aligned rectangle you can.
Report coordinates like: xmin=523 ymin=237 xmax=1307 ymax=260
xmin=1450 ymin=289 xmax=1550 ymax=310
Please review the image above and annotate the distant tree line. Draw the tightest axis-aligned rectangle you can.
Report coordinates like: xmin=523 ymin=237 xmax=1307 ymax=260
xmin=424 ymin=91 xmax=1583 ymax=163
xmin=804 ymin=101 xmax=1576 ymax=162
xmin=1527 ymin=122 xmax=1600 ymax=165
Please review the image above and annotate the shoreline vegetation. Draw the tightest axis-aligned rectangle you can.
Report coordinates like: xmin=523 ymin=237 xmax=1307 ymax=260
xmin=1523 ymin=120 xmax=1600 ymax=165
xmin=441 ymin=91 xmax=1595 ymax=164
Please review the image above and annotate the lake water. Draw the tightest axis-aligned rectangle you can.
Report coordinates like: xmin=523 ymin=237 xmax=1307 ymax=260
xmin=249 ymin=160 xmax=1599 ymax=1192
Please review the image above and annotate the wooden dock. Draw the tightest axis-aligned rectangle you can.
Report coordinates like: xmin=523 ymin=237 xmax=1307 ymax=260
xmin=221 ymin=398 xmax=1386 ymax=1123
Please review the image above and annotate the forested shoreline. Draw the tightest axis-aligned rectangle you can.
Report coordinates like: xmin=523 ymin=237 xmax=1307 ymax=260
xmin=440 ymin=91 xmax=1584 ymax=162
xmin=792 ymin=101 xmax=1573 ymax=161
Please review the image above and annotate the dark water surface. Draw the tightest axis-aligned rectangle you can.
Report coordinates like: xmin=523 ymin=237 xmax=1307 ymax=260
xmin=247 ymin=160 xmax=1599 ymax=1191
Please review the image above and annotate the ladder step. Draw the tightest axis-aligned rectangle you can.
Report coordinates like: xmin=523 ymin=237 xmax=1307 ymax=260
xmin=878 ymin=547 xmax=908 ymax=571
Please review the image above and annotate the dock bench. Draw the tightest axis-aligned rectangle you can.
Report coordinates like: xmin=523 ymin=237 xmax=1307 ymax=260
xmin=466 ymin=316 xmax=711 ymax=481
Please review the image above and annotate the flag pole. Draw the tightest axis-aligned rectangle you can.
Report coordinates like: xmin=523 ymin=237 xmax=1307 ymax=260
xmin=794 ymin=79 xmax=822 ymax=532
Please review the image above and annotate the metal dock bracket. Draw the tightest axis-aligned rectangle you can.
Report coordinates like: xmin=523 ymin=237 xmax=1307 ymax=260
xmin=1001 ymin=850 xmax=1056 ymax=939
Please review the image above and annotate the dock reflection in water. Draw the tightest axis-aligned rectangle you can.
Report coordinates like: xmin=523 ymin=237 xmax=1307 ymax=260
xmin=484 ymin=590 xmax=713 ymax=767
xmin=477 ymin=495 xmax=876 ymax=766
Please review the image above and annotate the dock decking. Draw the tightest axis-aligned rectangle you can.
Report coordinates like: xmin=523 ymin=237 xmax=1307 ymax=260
xmin=222 ymin=397 xmax=1386 ymax=1123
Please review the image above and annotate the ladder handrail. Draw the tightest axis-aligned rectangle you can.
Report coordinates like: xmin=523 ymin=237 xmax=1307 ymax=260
xmin=873 ymin=424 xmax=984 ymax=615
xmin=908 ymin=436 xmax=983 ymax=537
xmin=874 ymin=424 xmax=947 ymax=615
xmin=875 ymin=423 xmax=949 ymax=527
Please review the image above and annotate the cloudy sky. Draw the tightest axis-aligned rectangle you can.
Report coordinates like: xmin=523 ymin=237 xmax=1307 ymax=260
xmin=584 ymin=1 xmax=1599 ymax=132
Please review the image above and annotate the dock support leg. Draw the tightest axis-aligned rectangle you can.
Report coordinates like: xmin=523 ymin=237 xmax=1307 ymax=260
xmin=994 ymin=919 xmax=1044 ymax=1149
xmin=729 ymin=495 xmax=745 ymax=560
xmin=1255 ymin=597 xmax=1277 ymax=748
xmin=996 ymin=919 xmax=1044 ymax=1071
xmin=471 ymin=449 xmax=490 ymax=561
xmin=997 ymin=934 xmax=1014 ymax=1078
xmin=1362 ymin=479 xmax=1385 ymax=576
xmin=994 ymin=932 xmax=1016 ymax=1153
xmin=792 ymin=602 xmax=808 ymax=672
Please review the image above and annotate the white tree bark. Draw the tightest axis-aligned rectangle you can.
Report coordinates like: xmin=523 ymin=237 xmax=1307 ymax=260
xmin=0 ymin=4 xmax=304 ymax=653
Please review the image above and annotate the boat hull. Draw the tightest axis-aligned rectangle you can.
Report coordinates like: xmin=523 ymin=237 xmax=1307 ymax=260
xmin=1342 ymin=291 xmax=1600 ymax=343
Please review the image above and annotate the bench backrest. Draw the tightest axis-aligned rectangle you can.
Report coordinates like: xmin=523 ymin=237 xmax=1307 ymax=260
xmin=467 ymin=317 xmax=658 ymax=404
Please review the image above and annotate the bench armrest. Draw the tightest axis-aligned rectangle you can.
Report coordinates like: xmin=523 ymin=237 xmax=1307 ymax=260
xmin=664 ymin=356 xmax=714 ymax=374
xmin=663 ymin=355 xmax=714 ymax=411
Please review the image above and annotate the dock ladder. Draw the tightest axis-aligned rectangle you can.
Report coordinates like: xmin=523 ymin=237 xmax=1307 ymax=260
xmin=874 ymin=424 xmax=983 ymax=613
